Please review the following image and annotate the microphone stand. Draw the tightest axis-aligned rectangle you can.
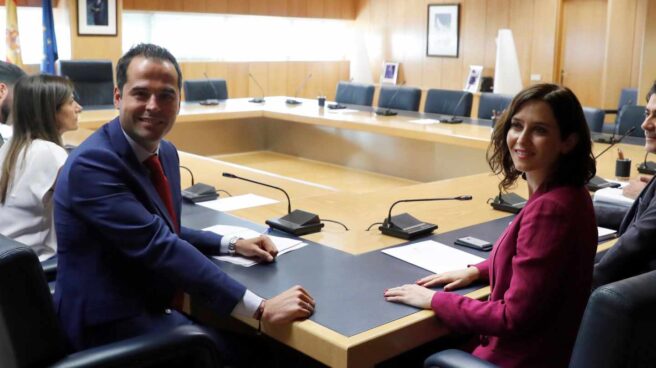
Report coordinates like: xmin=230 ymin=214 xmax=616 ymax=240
xmin=222 ymin=172 xmax=324 ymax=235
xmin=638 ymin=152 xmax=656 ymax=175
xmin=286 ymin=73 xmax=312 ymax=105
xmin=199 ymin=72 xmax=220 ymax=106
xmin=379 ymin=195 xmax=473 ymax=239
xmin=375 ymin=83 xmax=406 ymax=116
xmin=587 ymin=126 xmax=637 ymax=191
xmin=438 ymin=93 xmax=469 ymax=124
xmin=248 ymin=73 xmax=266 ymax=103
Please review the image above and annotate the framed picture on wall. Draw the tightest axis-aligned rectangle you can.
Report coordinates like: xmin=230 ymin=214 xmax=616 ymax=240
xmin=426 ymin=4 xmax=460 ymax=57
xmin=380 ymin=61 xmax=399 ymax=85
xmin=77 ymin=0 xmax=117 ymax=36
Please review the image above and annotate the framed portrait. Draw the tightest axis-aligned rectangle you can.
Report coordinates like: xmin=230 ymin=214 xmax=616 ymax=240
xmin=426 ymin=4 xmax=460 ymax=57
xmin=380 ymin=61 xmax=399 ymax=85
xmin=77 ymin=0 xmax=117 ymax=36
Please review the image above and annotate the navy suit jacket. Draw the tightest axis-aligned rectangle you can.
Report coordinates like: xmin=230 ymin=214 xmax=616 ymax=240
xmin=54 ymin=118 xmax=246 ymax=350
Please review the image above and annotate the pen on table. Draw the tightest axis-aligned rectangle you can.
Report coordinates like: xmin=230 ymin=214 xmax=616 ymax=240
xmin=618 ymin=148 xmax=625 ymax=160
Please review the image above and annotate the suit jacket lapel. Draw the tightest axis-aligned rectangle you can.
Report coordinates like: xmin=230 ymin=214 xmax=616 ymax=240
xmin=619 ymin=176 xmax=656 ymax=234
xmin=106 ymin=118 xmax=177 ymax=232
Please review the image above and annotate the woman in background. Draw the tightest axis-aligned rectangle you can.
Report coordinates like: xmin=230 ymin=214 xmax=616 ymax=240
xmin=385 ymin=83 xmax=597 ymax=368
xmin=0 ymin=74 xmax=81 ymax=261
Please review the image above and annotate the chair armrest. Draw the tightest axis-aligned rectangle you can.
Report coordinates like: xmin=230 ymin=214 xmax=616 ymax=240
xmin=424 ymin=349 xmax=498 ymax=368
xmin=50 ymin=325 xmax=223 ymax=368
xmin=40 ymin=257 xmax=57 ymax=282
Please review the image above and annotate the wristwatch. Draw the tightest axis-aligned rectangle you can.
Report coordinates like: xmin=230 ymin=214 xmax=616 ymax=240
xmin=228 ymin=236 xmax=242 ymax=256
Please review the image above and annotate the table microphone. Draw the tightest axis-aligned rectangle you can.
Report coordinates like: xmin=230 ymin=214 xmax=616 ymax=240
xmin=638 ymin=152 xmax=656 ymax=175
xmin=248 ymin=73 xmax=266 ymax=103
xmin=587 ymin=126 xmax=637 ymax=191
xmin=199 ymin=72 xmax=220 ymax=106
xmin=379 ymin=195 xmax=472 ymax=239
xmin=439 ymin=93 xmax=468 ymax=124
xmin=375 ymin=82 xmax=406 ymax=116
xmin=286 ymin=73 xmax=312 ymax=105
xmin=222 ymin=172 xmax=324 ymax=235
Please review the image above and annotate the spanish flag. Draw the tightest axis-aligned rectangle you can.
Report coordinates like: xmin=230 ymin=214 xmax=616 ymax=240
xmin=6 ymin=0 xmax=23 ymax=66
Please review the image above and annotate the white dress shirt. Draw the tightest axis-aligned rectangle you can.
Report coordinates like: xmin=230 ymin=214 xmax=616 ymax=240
xmin=0 ymin=139 xmax=67 ymax=261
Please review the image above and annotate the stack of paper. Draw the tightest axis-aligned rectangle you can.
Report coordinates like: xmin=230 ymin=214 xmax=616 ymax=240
xmin=407 ymin=118 xmax=439 ymax=125
xmin=382 ymin=240 xmax=485 ymax=274
xmin=597 ymin=226 xmax=617 ymax=242
xmin=204 ymin=224 xmax=306 ymax=267
xmin=593 ymin=187 xmax=634 ymax=209
xmin=197 ymin=194 xmax=277 ymax=212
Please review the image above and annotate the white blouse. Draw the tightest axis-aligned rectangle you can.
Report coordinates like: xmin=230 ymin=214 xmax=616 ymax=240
xmin=0 ymin=139 xmax=68 ymax=261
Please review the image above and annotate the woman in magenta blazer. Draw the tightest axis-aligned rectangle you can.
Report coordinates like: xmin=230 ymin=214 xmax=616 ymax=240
xmin=385 ymin=84 xmax=598 ymax=368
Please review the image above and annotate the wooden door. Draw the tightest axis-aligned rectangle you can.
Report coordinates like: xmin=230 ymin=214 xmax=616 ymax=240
xmin=559 ymin=0 xmax=607 ymax=107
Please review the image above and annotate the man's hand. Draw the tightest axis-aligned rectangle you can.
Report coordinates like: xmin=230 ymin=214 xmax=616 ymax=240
xmin=623 ymin=176 xmax=652 ymax=199
xmin=262 ymin=285 xmax=315 ymax=324
xmin=384 ymin=284 xmax=435 ymax=309
xmin=416 ymin=266 xmax=480 ymax=291
xmin=235 ymin=235 xmax=278 ymax=262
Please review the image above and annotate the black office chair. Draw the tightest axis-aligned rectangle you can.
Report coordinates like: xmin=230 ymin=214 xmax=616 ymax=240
xmin=423 ymin=270 xmax=656 ymax=368
xmin=616 ymin=104 xmax=645 ymax=137
xmin=603 ymin=88 xmax=638 ymax=133
xmin=378 ymin=85 xmax=422 ymax=112
xmin=477 ymin=92 xmax=513 ymax=120
xmin=57 ymin=60 xmax=114 ymax=109
xmin=424 ymin=89 xmax=473 ymax=117
xmin=184 ymin=79 xmax=228 ymax=102
xmin=582 ymin=107 xmax=605 ymax=133
xmin=0 ymin=234 xmax=224 ymax=368
xmin=334 ymin=81 xmax=375 ymax=106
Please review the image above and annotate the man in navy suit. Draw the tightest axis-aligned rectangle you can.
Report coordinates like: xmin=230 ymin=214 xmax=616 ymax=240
xmin=54 ymin=44 xmax=315 ymax=359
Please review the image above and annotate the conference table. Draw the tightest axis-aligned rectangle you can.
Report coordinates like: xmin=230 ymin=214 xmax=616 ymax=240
xmin=68 ymin=97 xmax=646 ymax=367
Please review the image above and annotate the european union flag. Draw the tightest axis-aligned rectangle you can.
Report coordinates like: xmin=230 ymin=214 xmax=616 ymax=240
xmin=41 ymin=0 xmax=58 ymax=74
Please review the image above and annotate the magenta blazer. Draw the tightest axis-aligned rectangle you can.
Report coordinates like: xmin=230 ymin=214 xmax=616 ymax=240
xmin=432 ymin=185 xmax=597 ymax=368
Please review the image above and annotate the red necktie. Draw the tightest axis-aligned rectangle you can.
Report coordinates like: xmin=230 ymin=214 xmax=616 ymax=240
xmin=144 ymin=154 xmax=179 ymax=233
xmin=144 ymin=155 xmax=185 ymax=311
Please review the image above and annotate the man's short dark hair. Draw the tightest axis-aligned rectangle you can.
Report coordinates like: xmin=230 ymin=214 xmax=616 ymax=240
xmin=647 ymin=80 xmax=656 ymax=102
xmin=116 ymin=43 xmax=182 ymax=93
xmin=0 ymin=61 xmax=26 ymax=85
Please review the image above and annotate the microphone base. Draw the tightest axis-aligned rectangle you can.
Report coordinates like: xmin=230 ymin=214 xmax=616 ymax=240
xmin=182 ymin=183 xmax=218 ymax=203
xmin=586 ymin=176 xmax=622 ymax=192
xmin=328 ymin=103 xmax=347 ymax=110
xmin=594 ymin=137 xmax=616 ymax=144
xmin=285 ymin=99 xmax=302 ymax=105
xmin=199 ymin=99 xmax=220 ymax=106
xmin=266 ymin=209 xmax=324 ymax=236
xmin=378 ymin=213 xmax=437 ymax=240
xmin=375 ymin=109 xmax=398 ymax=116
xmin=249 ymin=98 xmax=265 ymax=103
xmin=490 ymin=192 xmax=526 ymax=214
xmin=638 ymin=161 xmax=656 ymax=175
xmin=439 ymin=118 xmax=463 ymax=124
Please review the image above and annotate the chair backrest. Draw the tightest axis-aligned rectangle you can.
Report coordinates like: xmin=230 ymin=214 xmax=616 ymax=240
xmin=184 ymin=79 xmax=228 ymax=102
xmin=0 ymin=235 xmax=66 ymax=368
xmin=617 ymin=88 xmax=638 ymax=111
xmin=616 ymin=105 xmax=645 ymax=137
xmin=582 ymin=107 xmax=605 ymax=133
xmin=424 ymin=89 xmax=473 ymax=117
xmin=57 ymin=60 xmax=114 ymax=108
xmin=569 ymin=270 xmax=656 ymax=368
xmin=477 ymin=92 xmax=513 ymax=120
xmin=334 ymin=81 xmax=375 ymax=106
xmin=378 ymin=86 xmax=422 ymax=112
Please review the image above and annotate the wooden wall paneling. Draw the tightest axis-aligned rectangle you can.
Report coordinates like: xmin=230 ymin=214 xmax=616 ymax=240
xmin=206 ymin=62 xmax=230 ymax=81
xmin=341 ymin=0 xmax=356 ymax=19
xmin=483 ymin=0 xmax=510 ymax=70
xmin=287 ymin=0 xmax=308 ymax=17
xmin=227 ymin=62 xmax=251 ymax=98
xmin=509 ymin=0 xmax=535 ymax=87
xmin=304 ymin=62 xmax=323 ymax=98
xmin=307 ymin=0 xmax=326 ymax=18
xmin=638 ymin=0 xmax=656 ymax=99
xmin=319 ymin=61 xmax=340 ymax=99
xmin=249 ymin=0 xmax=269 ymax=16
xmin=460 ymin=0 xmax=488 ymax=85
xmin=267 ymin=62 xmax=289 ymax=97
xmin=227 ymin=0 xmax=250 ymax=15
xmin=631 ymin=0 xmax=647 ymax=88
xmin=266 ymin=0 xmax=288 ymax=17
xmin=531 ymin=0 xmax=559 ymax=83
xmin=399 ymin=0 xmax=424 ymax=88
xmin=324 ymin=0 xmax=342 ymax=19
xmin=601 ymin=0 xmax=639 ymax=109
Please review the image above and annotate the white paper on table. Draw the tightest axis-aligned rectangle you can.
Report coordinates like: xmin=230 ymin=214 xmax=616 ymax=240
xmin=196 ymin=194 xmax=277 ymax=212
xmin=593 ymin=187 xmax=634 ymax=208
xmin=382 ymin=240 xmax=485 ymax=274
xmin=407 ymin=118 xmax=439 ymax=125
xmin=597 ymin=226 xmax=617 ymax=242
xmin=204 ymin=224 xmax=307 ymax=267
xmin=326 ymin=108 xmax=359 ymax=114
